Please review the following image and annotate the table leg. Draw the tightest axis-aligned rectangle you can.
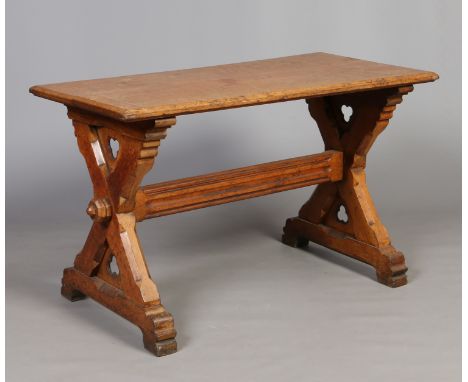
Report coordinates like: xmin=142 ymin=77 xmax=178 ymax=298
xmin=282 ymin=86 xmax=413 ymax=287
xmin=60 ymin=110 xmax=178 ymax=356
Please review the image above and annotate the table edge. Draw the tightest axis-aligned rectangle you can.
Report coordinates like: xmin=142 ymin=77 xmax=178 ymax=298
xmin=30 ymin=71 xmax=438 ymax=122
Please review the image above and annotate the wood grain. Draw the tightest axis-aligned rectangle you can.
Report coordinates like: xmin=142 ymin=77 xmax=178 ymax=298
xmin=30 ymin=52 xmax=438 ymax=121
xmin=135 ymin=151 xmax=342 ymax=220
xmin=30 ymin=53 xmax=439 ymax=356
xmin=61 ymin=110 xmax=178 ymax=356
xmin=282 ymin=86 xmax=413 ymax=287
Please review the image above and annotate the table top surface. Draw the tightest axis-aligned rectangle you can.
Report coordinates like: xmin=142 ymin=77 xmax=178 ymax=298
xmin=30 ymin=52 xmax=438 ymax=122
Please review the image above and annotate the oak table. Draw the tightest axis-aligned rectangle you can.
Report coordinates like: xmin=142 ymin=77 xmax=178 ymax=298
xmin=30 ymin=52 xmax=438 ymax=356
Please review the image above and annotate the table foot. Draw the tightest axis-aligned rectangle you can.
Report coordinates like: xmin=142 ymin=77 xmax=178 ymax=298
xmin=143 ymin=337 xmax=178 ymax=357
xmin=375 ymin=250 xmax=408 ymax=288
xmin=281 ymin=231 xmax=309 ymax=248
xmin=61 ymin=283 xmax=87 ymax=302
xmin=283 ymin=217 xmax=408 ymax=287
xmin=62 ymin=267 xmax=177 ymax=356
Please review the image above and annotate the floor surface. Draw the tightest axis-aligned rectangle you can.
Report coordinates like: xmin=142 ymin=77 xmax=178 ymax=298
xmin=6 ymin=192 xmax=461 ymax=381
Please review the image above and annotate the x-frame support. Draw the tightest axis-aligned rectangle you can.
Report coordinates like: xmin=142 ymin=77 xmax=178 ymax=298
xmin=282 ymin=86 xmax=413 ymax=287
xmin=61 ymin=109 xmax=178 ymax=356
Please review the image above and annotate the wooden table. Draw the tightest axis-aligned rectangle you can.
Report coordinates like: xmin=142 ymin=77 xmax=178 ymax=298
xmin=30 ymin=52 xmax=438 ymax=356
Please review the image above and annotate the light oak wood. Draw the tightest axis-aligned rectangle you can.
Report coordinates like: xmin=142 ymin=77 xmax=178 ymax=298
xmin=61 ymin=111 xmax=177 ymax=356
xmin=30 ymin=53 xmax=439 ymax=357
xmin=282 ymin=86 xmax=414 ymax=287
xmin=135 ymin=151 xmax=342 ymax=220
xmin=30 ymin=52 xmax=437 ymax=121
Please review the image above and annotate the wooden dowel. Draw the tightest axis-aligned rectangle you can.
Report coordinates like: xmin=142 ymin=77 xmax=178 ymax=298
xmin=134 ymin=150 xmax=342 ymax=221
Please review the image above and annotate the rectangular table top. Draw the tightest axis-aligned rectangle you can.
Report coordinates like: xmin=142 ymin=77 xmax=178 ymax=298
xmin=30 ymin=52 xmax=438 ymax=122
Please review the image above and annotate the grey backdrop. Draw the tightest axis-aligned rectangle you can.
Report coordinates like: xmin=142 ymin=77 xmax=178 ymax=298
xmin=6 ymin=1 xmax=461 ymax=381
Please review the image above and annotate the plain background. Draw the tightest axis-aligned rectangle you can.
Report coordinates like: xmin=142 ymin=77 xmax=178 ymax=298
xmin=6 ymin=0 xmax=461 ymax=381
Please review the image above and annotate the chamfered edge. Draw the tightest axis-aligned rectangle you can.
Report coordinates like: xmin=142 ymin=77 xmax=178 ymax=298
xmin=29 ymin=70 xmax=439 ymax=123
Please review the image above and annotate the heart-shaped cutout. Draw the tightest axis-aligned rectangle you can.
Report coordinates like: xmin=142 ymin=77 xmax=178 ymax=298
xmin=341 ymin=105 xmax=353 ymax=123
xmin=109 ymin=138 xmax=119 ymax=159
xmin=108 ymin=255 xmax=120 ymax=277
